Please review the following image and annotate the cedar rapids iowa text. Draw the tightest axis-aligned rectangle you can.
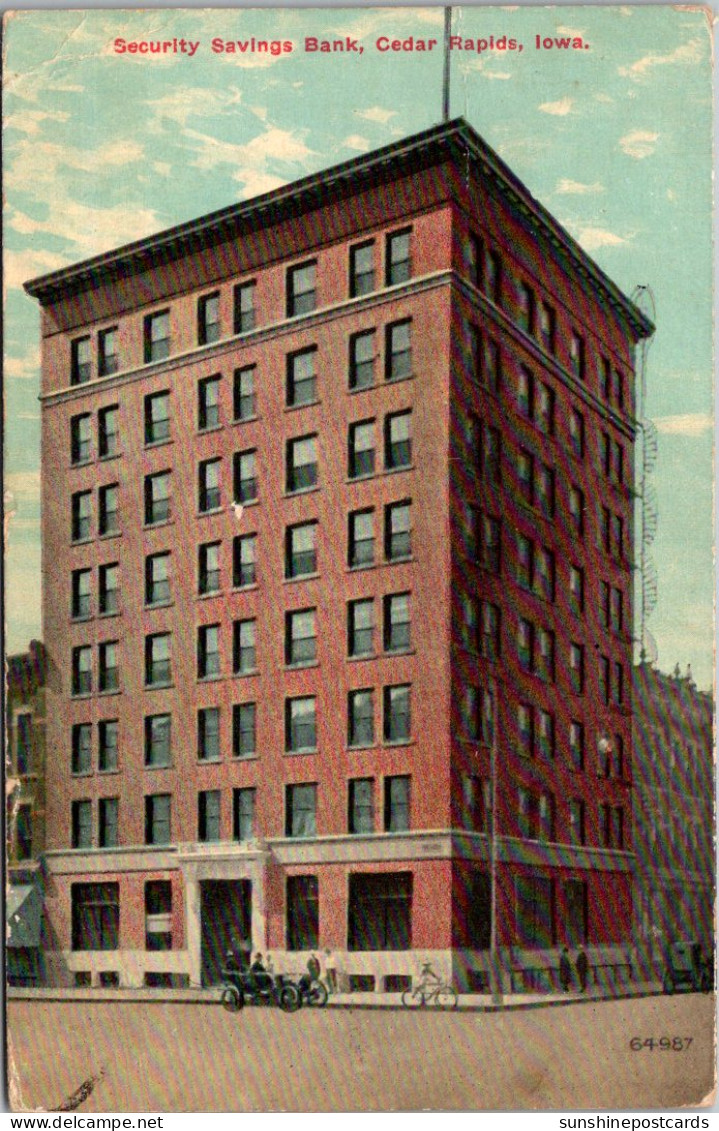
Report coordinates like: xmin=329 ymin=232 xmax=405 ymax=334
xmin=111 ymin=34 xmax=591 ymax=57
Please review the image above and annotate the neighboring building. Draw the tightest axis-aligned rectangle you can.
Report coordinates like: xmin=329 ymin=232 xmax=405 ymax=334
xmin=25 ymin=117 xmax=652 ymax=991
xmin=633 ymin=662 xmax=714 ymax=974
xmin=6 ymin=640 xmax=47 ymax=984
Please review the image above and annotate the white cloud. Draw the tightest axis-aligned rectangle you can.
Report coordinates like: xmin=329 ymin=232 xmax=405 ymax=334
xmin=556 ymin=26 xmax=585 ymax=37
xmin=17 ymin=412 xmax=40 ymax=421
xmin=655 ymin=413 xmax=713 ymax=437
xmin=595 ymin=93 xmax=614 ymax=104
xmin=555 ymin=179 xmax=604 ymax=195
xmin=4 ymin=248 xmax=68 ymax=290
xmin=619 ymin=130 xmax=659 ymax=159
xmin=619 ymin=38 xmax=704 ymax=81
xmin=5 ymin=471 xmax=41 ymax=502
xmin=9 ymin=197 xmax=161 ymax=258
xmin=4 ymin=107 xmax=69 ymax=136
xmin=539 ymin=98 xmax=573 ymax=116
xmin=145 ymin=87 xmax=242 ymax=128
xmin=342 ymin=135 xmax=371 ymax=152
xmin=4 ymin=348 xmax=39 ymax=381
xmin=354 ymin=107 xmax=397 ymax=125
xmin=570 ymin=226 xmax=629 ymax=251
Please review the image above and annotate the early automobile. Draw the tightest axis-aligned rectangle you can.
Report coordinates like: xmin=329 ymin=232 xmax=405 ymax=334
xmin=662 ymin=942 xmax=712 ymax=994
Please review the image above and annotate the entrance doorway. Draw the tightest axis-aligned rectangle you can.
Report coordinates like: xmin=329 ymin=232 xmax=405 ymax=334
xmin=200 ymin=880 xmax=251 ymax=986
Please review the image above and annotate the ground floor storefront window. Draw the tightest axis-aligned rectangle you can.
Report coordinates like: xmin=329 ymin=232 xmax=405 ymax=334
xmin=71 ymin=882 xmax=119 ymax=950
xmin=515 ymin=874 xmax=554 ymax=948
xmin=348 ymin=872 xmax=412 ymax=951
xmin=286 ymin=874 xmax=318 ymax=950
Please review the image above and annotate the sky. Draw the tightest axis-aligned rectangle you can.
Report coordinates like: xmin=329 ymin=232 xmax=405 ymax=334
xmin=3 ymin=5 xmax=714 ymax=689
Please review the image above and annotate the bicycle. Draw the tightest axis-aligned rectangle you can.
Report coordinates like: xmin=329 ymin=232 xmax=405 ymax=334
xmin=401 ymin=963 xmax=458 ymax=1009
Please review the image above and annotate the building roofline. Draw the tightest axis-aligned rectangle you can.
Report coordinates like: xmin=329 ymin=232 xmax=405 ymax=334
xmin=23 ymin=117 xmax=653 ymax=339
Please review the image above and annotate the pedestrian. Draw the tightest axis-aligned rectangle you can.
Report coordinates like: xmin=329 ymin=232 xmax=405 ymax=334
xmin=307 ymin=952 xmax=321 ymax=981
xmin=559 ymin=946 xmax=572 ymax=992
xmin=324 ymin=948 xmax=338 ymax=993
xmin=576 ymin=947 xmax=589 ymax=993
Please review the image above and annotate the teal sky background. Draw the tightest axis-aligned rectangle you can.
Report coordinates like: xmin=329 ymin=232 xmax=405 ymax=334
xmin=3 ymin=5 xmax=714 ymax=688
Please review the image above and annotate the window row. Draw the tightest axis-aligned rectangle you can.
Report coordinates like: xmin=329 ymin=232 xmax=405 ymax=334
xmin=517 ymin=789 xmax=625 ymax=849
xmin=70 ymin=230 xmax=413 ymax=384
xmin=71 ymin=406 xmax=119 ymax=465
xmin=515 ymin=706 xmax=625 ymax=776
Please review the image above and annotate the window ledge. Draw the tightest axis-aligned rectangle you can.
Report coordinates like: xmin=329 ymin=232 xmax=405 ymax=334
xmin=98 ymin=610 xmax=121 ymax=620
xmin=198 ymin=674 xmax=224 ymax=684
xmin=197 ymin=591 xmax=222 ymax=601
xmin=232 ymin=754 xmax=259 ymax=762
xmin=145 ymin=682 xmax=174 ymax=691
xmin=232 ymin=669 xmax=260 ymax=679
xmin=98 ymin=688 xmax=122 ymax=698
xmin=233 ymin=414 xmax=259 ymax=426
xmin=284 ymin=660 xmax=319 ymax=672
xmin=347 ymin=653 xmax=376 ymax=664
xmin=347 ymin=743 xmax=378 ymax=753
xmin=198 ymin=425 xmax=222 ymax=437
xmin=143 ymin=519 xmax=175 ymax=532
xmin=98 ymin=768 xmax=121 ymax=776
xmin=383 ymin=738 xmax=414 ymax=748
xmin=98 ymin=531 xmax=122 ymax=542
xmin=232 ymin=583 xmax=259 ymax=593
xmin=145 ymin=600 xmax=174 ymax=611
xmin=71 ymin=537 xmax=93 ymax=547
xmin=197 ymin=508 xmax=224 ymax=519
xmin=284 ymin=400 xmax=321 ymax=413
xmin=71 ymin=770 xmax=93 ymax=778
xmin=283 ymin=487 xmax=320 ymax=499
xmin=285 ymin=748 xmax=318 ymax=757
xmin=283 ymin=574 xmax=319 ymax=585
xmin=233 ymin=498 xmax=259 ymax=509
xmin=98 ymin=453 xmax=122 ymax=463
xmin=197 ymin=757 xmax=222 ymax=766
xmin=145 ymin=438 xmax=174 ymax=450
xmin=71 ymin=614 xmax=93 ymax=624
xmin=385 ymin=373 xmax=416 ymax=386
xmin=145 ymin=762 xmax=173 ymax=771
xmin=71 ymin=692 xmax=93 ymax=701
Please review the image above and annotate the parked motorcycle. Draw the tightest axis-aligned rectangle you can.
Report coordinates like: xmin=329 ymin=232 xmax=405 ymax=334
xmin=297 ymin=973 xmax=329 ymax=1007
xmin=220 ymin=963 xmax=301 ymax=1013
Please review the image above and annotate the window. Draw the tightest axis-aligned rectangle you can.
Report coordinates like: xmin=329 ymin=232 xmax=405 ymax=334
xmin=518 ymin=368 xmax=534 ymax=418
xmin=286 ymin=521 xmax=316 ymax=579
xmin=538 ymin=710 xmax=554 ymax=761
xmin=569 ymin=800 xmax=585 ymax=845
xmin=199 ymin=459 xmax=221 ymax=512
xmin=286 ymin=608 xmax=317 ymax=667
xmin=606 ymin=586 xmax=624 ymax=633
xmin=386 ymin=229 xmax=411 ymax=286
xmin=99 ymin=798 xmax=118 ymax=848
xmin=234 ymin=281 xmax=255 ymax=334
xmin=71 ymin=336 xmax=92 ymax=385
xmin=537 ymin=628 xmax=555 ymax=682
xmin=348 ymin=598 xmax=374 ymax=658
xmin=233 ymin=366 xmax=256 ymax=420
xmin=469 ymin=236 xmax=501 ymax=304
xmin=569 ymin=721 xmax=584 ymax=770
xmin=517 ymin=619 xmax=533 ymax=672
xmin=461 ymin=775 xmax=488 ymax=832
xmin=72 ymin=724 xmax=92 ymax=774
xmin=459 ymin=593 xmax=478 ymax=651
xmin=481 ymin=335 xmax=501 ymax=392
xmin=483 ymin=425 xmax=501 ymax=483
xmin=349 ymin=330 xmax=376 ymax=390
xmin=612 ymin=735 xmax=624 ymax=779
xmin=535 ymin=545 xmax=555 ymax=602
xmin=198 ymin=624 xmax=220 ymax=678
xmin=72 ymin=800 xmax=92 ymax=849
xmin=569 ymin=643 xmax=585 ymax=694
xmin=385 ymin=411 xmax=411 ymax=471
xmin=71 ymin=413 xmax=91 ymax=464
xmin=198 ymin=790 xmax=221 ymax=841
xmin=481 ymin=602 xmax=500 ymax=660
xmin=518 ymin=704 xmax=533 ymax=758
xmin=285 ymin=696 xmax=316 ymax=753
xmin=287 ymin=261 xmax=316 ymax=317
xmin=348 ymin=872 xmax=412 ymax=951
xmin=565 ymin=879 xmax=587 ymax=945
xmin=517 ymin=535 xmax=533 ymax=591
xmin=286 ymin=435 xmax=317 ymax=493
xmin=144 ymin=310 xmax=170 ymax=363
xmin=518 ymin=788 xmax=538 ymax=840
xmin=98 ymin=641 xmax=119 ymax=693
xmin=601 ymin=357 xmax=612 ymax=402
xmin=99 ymin=483 xmax=119 ymax=536
xmin=481 ymin=515 xmax=501 ymax=574
xmin=233 ymin=534 xmax=256 ymax=588
xmin=145 ymin=391 xmax=170 ymax=444
xmin=72 ymin=646 xmax=92 ymax=696
xmin=287 ymin=348 xmax=317 ymax=407
xmin=98 ymin=405 xmax=119 ymax=458
xmin=539 ymin=794 xmax=555 ymax=842
xmin=349 ymin=419 xmax=375 ymax=478
xmin=232 ymin=791 xmax=255 ymax=845
xmin=384 ymin=684 xmax=410 ymax=743
xmin=72 ymin=569 xmax=92 ymax=619
xmin=570 ymin=332 xmax=585 ymax=380
xmin=145 ymin=633 xmax=171 ymax=686
xmin=384 ymin=592 xmax=410 ymax=653
xmin=385 ymin=320 xmax=411 ymax=380
xmin=611 ymin=807 xmax=624 ymax=849
xmin=285 ymin=783 xmax=317 ymax=837
xmin=614 ymin=661 xmax=624 ymax=706
xmin=145 ymin=881 xmax=172 ymax=950
xmin=98 ymin=328 xmax=118 ymax=377
xmin=384 ymin=775 xmax=410 ymax=832
xmin=348 ymin=508 xmax=374 ymax=567
xmin=72 ymin=883 xmax=119 ymax=950
xmin=569 ymin=485 xmax=584 ymax=536
xmin=536 ymin=383 xmax=555 ymax=435
xmin=199 ymin=542 xmax=221 ymax=595
xmin=15 ymin=805 xmax=32 ymax=861
xmin=599 ymin=655 xmax=611 ymax=705
xmin=569 ymin=408 xmax=584 ymax=457
xmin=536 ymin=463 xmax=555 ymax=518
xmin=286 ymin=875 xmax=319 ymax=949
xmin=349 ymin=778 xmax=374 ymax=834
xmin=538 ymin=302 xmax=555 ymax=353
xmin=198 ymin=292 xmax=220 ymax=345
xmin=599 ymin=804 xmax=610 ymax=848
xmin=98 ymin=720 xmax=118 ymax=771
xmin=233 ymin=619 xmax=256 ymax=674
xmin=518 ymin=282 xmax=534 ymax=335
xmin=145 ymin=553 xmax=170 ymax=606
xmin=348 ymin=689 xmax=374 ymax=748
xmin=145 ymin=714 xmax=171 ymax=767
xmin=198 ymin=376 xmax=221 ymax=430
xmin=350 ymin=241 xmax=375 ymax=297
xmin=71 ymin=491 xmax=91 ymax=542
xmin=145 ymin=472 xmax=170 ymax=525
xmin=233 ymin=703 xmax=256 ymax=759
xmin=385 ymin=500 xmax=411 ymax=560
xmin=145 ymin=794 xmax=171 ymax=845
xmin=569 ymin=565 xmax=584 ymax=613
xmin=517 ymin=449 xmax=534 ymax=506
xmin=603 ymin=434 xmax=624 ymax=485
xmin=612 ymin=369 xmax=624 ymax=411
xmin=99 ymin=562 xmax=118 ymax=615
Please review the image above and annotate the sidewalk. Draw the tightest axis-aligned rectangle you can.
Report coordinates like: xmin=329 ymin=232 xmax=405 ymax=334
xmin=7 ymin=979 xmax=665 ymax=1011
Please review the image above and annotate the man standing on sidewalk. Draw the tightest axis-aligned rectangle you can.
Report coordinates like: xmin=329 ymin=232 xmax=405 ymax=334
xmin=576 ymin=947 xmax=589 ymax=992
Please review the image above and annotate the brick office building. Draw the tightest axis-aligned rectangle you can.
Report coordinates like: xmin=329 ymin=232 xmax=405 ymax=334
xmin=25 ymin=118 xmax=652 ymax=991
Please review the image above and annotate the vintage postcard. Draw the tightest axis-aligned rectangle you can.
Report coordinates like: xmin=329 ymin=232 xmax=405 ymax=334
xmin=3 ymin=4 xmax=715 ymax=1115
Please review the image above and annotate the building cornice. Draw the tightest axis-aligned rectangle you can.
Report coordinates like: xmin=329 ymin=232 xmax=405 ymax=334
xmin=23 ymin=118 xmax=653 ymax=341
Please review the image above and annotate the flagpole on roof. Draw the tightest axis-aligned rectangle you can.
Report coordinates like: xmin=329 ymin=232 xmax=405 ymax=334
xmin=443 ymin=7 xmax=452 ymax=122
